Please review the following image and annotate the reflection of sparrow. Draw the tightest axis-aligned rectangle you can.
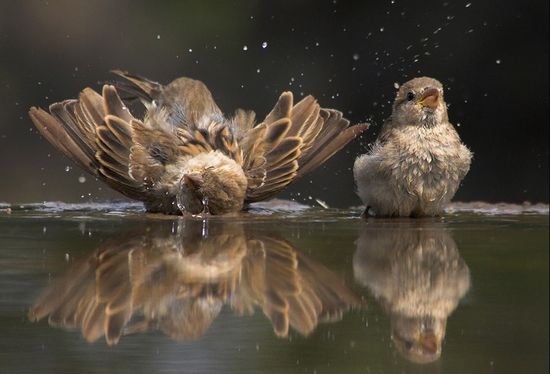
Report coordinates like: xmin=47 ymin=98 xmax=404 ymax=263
xmin=353 ymin=221 xmax=470 ymax=363
xmin=29 ymin=71 xmax=369 ymax=215
xmin=29 ymin=221 xmax=361 ymax=345
xmin=353 ymin=77 xmax=472 ymax=217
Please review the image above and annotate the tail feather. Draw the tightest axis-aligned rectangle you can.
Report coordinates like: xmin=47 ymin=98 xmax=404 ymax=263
xmin=110 ymin=69 xmax=162 ymax=102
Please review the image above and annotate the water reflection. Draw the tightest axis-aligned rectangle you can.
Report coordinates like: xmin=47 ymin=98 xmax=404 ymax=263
xmin=353 ymin=221 xmax=471 ymax=364
xmin=29 ymin=220 xmax=361 ymax=345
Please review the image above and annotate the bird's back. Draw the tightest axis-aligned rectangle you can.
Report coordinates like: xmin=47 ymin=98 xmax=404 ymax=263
xmin=157 ymin=77 xmax=224 ymax=128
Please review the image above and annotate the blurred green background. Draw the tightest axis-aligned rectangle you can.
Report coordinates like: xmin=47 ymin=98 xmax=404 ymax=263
xmin=0 ymin=0 xmax=548 ymax=206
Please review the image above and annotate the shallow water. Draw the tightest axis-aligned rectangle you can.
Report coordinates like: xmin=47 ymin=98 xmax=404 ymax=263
xmin=0 ymin=202 xmax=548 ymax=374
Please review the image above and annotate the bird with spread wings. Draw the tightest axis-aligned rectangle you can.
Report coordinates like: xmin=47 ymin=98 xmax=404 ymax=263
xmin=29 ymin=71 xmax=369 ymax=214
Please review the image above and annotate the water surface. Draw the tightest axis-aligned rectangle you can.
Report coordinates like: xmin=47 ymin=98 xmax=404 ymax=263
xmin=0 ymin=202 xmax=548 ymax=373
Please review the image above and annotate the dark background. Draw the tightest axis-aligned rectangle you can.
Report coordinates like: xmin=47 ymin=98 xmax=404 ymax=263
xmin=0 ymin=0 xmax=548 ymax=207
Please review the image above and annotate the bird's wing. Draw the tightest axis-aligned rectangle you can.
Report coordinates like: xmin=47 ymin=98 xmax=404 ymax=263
xmin=293 ymin=253 xmax=363 ymax=324
xmin=260 ymin=236 xmax=362 ymax=336
xmin=30 ymin=84 xmax=242 ymax=201
xmin=233 ymin=234 xmax=362 ymax=337
xmin=231 ymin=235 xmax=301 ymax=337
xmin=29 ymin=85 xmax=147 ymax=200
xmin=240 ymin=92 xmax=369 ymax=203
xmin=28 ymin=236 xmax=137 ymax=345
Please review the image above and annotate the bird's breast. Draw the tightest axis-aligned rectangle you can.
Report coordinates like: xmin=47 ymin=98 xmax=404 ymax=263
xmin=381 ymin=126 xmax=466 ymax=199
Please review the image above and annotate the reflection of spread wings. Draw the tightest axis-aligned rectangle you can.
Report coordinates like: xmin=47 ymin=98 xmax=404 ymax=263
xmin=234 ymin=235 xmax=361 ymax=337
xmin=29 ymin=222 xmax=361 ymax=345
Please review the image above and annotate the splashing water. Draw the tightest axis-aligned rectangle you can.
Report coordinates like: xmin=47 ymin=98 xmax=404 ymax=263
xmin=176 ymin=186 xmax=187 ymax=214
xmin=202 ymin=196 xmax=210 ymax=214
xmin=201 ymin=218 xmax=209 ymax=239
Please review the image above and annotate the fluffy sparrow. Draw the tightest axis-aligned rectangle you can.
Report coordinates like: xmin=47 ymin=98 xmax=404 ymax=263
xmin=353 ymin=77 xmax=472 ymax=217
xmin=353 ymin=221 xmax=471 ymax=363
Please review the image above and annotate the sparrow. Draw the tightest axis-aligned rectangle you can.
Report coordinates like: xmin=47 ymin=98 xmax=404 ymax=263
xmin=29 ymin=71 xmax=369 ymax=215
xmin=353 ymin=77 xmax=472 ymax=217
xmin=353 ymin=221 xmax=471 ymax=363
xmin=29 ymin=220 xmax=361 ymax=345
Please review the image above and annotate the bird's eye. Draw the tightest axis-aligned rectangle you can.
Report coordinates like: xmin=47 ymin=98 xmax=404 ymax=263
xmin=406 ymin=92 xmax=415 ymax=101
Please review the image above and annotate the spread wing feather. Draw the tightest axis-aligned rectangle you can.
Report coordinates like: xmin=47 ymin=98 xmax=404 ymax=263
xmin=30 ymin=85 xmax=148 ymax=200
xmin=241 ymin=92 xmax=369 ymax=203
xmin=30 ymin=72 xmax=369 ymax=210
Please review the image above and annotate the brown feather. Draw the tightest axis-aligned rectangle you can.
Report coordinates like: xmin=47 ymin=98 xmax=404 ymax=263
xmin=96 ymin=127 xmax=129 ymax=165
xmin=287 ymin=294 xmax=317 ymax=335
xmin=102 ymin=85 xmax=133 ymax=122
xmin=29 ymin=106 xmax=98 ymax=175
xmin=104 ymin=115 xmax=133 ymax=148
xmin=51 ymin=101 xmax=96 ymax=161
xmin=79 ymin=88 xmax=105 ymax=125
xmin=287 ymin=95 xmax=318 ymax=137
xmin=265 ymin=137 xmax=302 ymax=168
xmin=231 ymin=108 xmax=256 ymax=136
xmin=297 ymin=121 xmax=370 ymax=177
xmin=110 ymin=69 xmax=162 ymax=102
xmin=242 ymin=90 xmax=368 ymax=203
xmin=264 ymin=91 xmax=293 ymax=125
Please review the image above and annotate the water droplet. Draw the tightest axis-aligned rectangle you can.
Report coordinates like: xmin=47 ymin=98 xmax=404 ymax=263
xmin=261 ymin=41 xmax=268 ymax=48
xmin=65 ymin=166 xmax=71 ymax=172
xmin=393 ymin=82 xmax=400 ymax=89
xmin=242 ymin=45 xmax=248 ymax=51
xmin=465 ymin=2 xmax=471 ymax=7
xmin=156 ymin=34 xmax=161 ymax=40
xmin=78 ymin=176 xmax=86 ymax=183
xmin=495 ymin=59 xmax=501 ymax=64
xmin=352 ymin=53 xmax=360 ymax=61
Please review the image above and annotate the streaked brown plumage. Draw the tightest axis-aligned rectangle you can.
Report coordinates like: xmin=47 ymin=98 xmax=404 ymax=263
xmin=353 ymin=221 xmax=470 ymax=363
xmin=29 ymin=71 xmax=369 ymax=215
xmin=353 ymin=77 xmax=472 ymax=217
xmin=28 ymin=221 xmax=361 ymax=345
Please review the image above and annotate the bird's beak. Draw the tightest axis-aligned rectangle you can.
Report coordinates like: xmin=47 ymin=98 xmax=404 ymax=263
xmin=183 ymin=173 xmax=204 ymax=191
xmin=418 ymin=332 xmax=439 ymax=355
xmin=416 ymin=87 xmax=440 ymax=109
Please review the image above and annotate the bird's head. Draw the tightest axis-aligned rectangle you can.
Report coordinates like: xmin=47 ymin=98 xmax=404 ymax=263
xmin=390 ymin=314 xmax=446 ymax=364
xmin=392 ymin=77 xmax=448 ymax=127
xmin=176 ymin=151 xmax=248 ymax=215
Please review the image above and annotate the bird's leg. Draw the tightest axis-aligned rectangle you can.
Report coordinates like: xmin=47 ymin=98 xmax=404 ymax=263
xmin=361 ymin=206 xmax=376 ymax=219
